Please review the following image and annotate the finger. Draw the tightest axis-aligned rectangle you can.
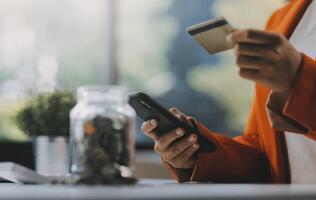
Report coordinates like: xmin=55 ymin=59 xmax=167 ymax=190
xmin=236 ymin=55 xmax=271 ymax=70
xmin=169 ymin=107 xmax=186 ymax=120
xmin=234 ymin=43 xmax=279 ymax=61
xmin=145 ymin=131 xmax=160 ymax=141
xmin=228 ymin=29 xmax=281 ymax=45
xmin=169 ymin=107 xmax=191 ymax=125
xmin=185 ymin=116 xmax=196 ymax=127
xmin=238 ymin=68 xmax=264 ymax=82
xmin=143 ymin=130 xmax=159 ymax=141
xmin=172 ymin=142 xmax=199 ymax=163
xmin=141 ymin=119 xmax=158 ymax=140
xmin=164 ymin=134 xmax=198 ymax=161
xmin=155 ymin=128 xmax=185 ymax=153
xmin=141 ymin=119 xmax=157 ymax=133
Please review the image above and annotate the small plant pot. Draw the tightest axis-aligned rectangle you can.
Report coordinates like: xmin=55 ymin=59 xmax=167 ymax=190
xmin=33 ymin=136 xmax=69 ymax=177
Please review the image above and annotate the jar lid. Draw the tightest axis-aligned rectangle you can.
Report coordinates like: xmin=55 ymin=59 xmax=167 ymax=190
xmin=77 ymin=85 xmax=128 ymax=104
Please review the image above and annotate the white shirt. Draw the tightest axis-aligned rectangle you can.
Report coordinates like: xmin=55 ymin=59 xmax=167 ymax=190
xmin=286 ymin=0 xmax=316 ymax=184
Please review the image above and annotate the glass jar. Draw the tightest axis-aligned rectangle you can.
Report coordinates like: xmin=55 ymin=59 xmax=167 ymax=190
xmin=69 ymin=85 xmax=136 ymax=184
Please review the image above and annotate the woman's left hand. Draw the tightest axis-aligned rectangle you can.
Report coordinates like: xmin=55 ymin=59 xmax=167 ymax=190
xmin=227 ymin=29 xmax=302 ymax=92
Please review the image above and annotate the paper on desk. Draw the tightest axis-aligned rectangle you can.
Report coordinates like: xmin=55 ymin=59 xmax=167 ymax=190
xmin=0 ymin=162 xmax=53 ymax=184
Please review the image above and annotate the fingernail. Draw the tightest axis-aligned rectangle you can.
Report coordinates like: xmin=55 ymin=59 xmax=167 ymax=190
xmin=176 ymin=128 xmax=184 ymax=136
xmin=151 ymin=119 xmax=157 ymax=126
xmin=175 ymin=113 xmax=181 ymax=119
xmin=170 ymin=108 xmax=180 ymax=118
xmin=170 ymin=107 xmax=177 ymax=111
xmin=189 ymin=135 xmax=196 ymax=142
xmin=226 ymin=34 xmax=232 ymax=43
xmin=193 ymin=143 xmax=199 ymax=148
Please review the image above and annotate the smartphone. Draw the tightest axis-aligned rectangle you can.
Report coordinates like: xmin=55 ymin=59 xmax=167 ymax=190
xmin=186 ymin=16 xmax=234 ymax=54
xmin=128 ymin=92 xmax=216 ymax=153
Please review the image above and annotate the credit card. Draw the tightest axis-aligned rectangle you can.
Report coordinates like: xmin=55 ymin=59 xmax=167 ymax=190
xmin=186 ymin=17 xmax=234 ymax=54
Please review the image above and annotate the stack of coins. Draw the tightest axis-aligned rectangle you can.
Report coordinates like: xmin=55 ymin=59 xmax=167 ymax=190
xmin=77 ymin=116 xmax=137 ymax=185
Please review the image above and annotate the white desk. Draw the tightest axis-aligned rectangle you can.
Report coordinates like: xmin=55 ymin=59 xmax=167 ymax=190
xmin=1 ymin=179 xmax=316 ymax=200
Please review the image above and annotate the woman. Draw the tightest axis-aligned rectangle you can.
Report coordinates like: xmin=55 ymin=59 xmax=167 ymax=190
xmin=141 ymin=0 xmax=316 ymax=183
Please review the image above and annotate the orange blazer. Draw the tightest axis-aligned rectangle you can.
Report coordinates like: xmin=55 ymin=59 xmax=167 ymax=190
xmin=164 ymin=0 xmax=316 ymax=183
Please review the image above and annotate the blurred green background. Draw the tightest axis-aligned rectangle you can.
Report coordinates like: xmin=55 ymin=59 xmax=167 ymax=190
xmin=0 ymin=0 xmax=284 ymax=144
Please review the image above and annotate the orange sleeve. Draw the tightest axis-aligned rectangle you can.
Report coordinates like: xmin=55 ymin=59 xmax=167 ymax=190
xmin=283 ymin=55 xmax=316 ymax=139
xmin=163 ymin=97 xmax=268 ymax=183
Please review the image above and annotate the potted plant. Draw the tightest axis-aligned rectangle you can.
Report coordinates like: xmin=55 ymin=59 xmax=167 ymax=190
xmin=15 ymin=91 xmax=75 ymax=176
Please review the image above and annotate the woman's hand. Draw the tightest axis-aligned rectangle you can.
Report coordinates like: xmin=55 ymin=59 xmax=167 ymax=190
xmin=141 ymin=108 xmax=199 ymax=169
xmin=227 ymin=29 xmax=302 ymax=92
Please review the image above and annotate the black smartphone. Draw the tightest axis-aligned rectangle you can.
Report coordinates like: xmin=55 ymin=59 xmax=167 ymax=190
xmin=128 ymin=92 xmax=216 ymax=153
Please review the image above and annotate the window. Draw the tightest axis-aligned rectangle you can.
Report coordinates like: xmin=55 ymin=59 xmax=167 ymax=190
xmin=0 ymin=0 xmax=113 ymax=140
xmin=0 ymin=0 xmax=284 ymax=147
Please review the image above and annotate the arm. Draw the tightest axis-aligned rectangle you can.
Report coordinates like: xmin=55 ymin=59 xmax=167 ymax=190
xmin=282 ymin=55 xmax=316 ymax=138
xmin=265 ymin=54 xmax=316 ymax=141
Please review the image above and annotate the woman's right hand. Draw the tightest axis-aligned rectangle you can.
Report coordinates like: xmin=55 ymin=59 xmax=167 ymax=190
xmin=141 ymin=108 xmax=200 ymax=169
